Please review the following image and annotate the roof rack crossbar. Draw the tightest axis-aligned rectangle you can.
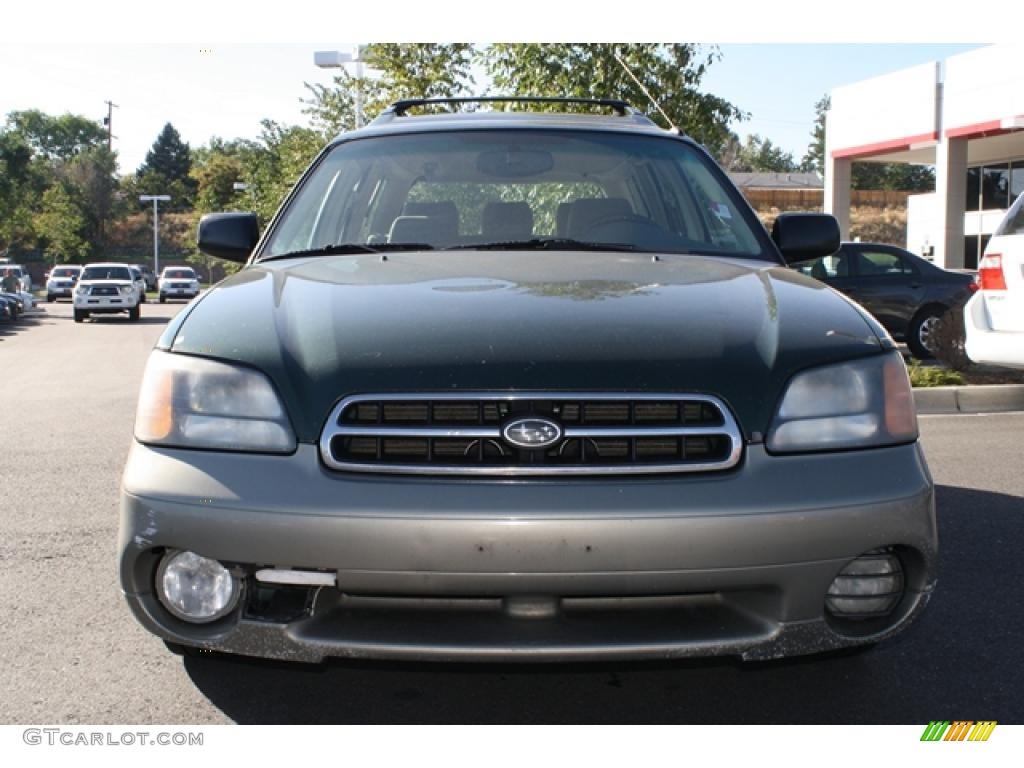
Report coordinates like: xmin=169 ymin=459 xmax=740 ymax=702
xmin=385 ymin=96 xmax=637 ymax=118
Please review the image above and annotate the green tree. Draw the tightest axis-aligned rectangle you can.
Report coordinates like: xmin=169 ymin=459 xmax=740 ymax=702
xmin=0 ymin=131 xmax=36 ymax=253
xmin=4 ymin=109 xmax=107 ymax=161
xmin=483 ymin=44 xmax=745 ymax=155
xmin=34 ymin=182 xmax=91 ymax=261
xmin=223 ymin=120 xmax=323 ymax=226
xmin=302 ymin=44 xmax=474 ymax=134
xmin=192 ymin=152 xmax=248 ymax=213
xmin=136 ymin=123 xmax=198 ymax=209
xmin=800 ymin=95 xmax=829 ymax=174
xmin=64 ymin=146 xmax=121 ymax=249
xmin=724 ymin=133 xmax=798 ymax=173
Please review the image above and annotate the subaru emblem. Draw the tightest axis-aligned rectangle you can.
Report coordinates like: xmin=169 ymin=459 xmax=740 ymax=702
xmin=502 ymin=417 xmax=563 ymax=449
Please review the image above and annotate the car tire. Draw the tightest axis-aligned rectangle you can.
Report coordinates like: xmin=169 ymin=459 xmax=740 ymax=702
xmin=908 ymin=307 xmax=946 ymax=360
xmin=73 ymin=309 xmax=87 ymax=323
xmin=47 ymin=293 xmax=54 ymax=303
xmin=129 ymin=305 xmax=140 ymax=322
xmin=159 ymin=295 xmax=166 ymax=304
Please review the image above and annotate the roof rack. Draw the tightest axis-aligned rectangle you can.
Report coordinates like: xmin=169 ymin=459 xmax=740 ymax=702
xmin=382 ymin=96 xmax=639 ymax=118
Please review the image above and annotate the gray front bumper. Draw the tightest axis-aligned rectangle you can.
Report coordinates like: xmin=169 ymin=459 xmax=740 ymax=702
xmin=119 ymin=441 xmax=937 ymax=662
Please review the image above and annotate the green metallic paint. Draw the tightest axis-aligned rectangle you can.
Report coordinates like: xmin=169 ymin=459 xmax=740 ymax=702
xmin=167 ymin=251 xmax=884 ymax=442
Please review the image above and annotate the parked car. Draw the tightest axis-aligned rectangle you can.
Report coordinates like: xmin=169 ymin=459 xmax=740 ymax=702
xmin=964 ymin=192 xmax=1024 ymax=369
xmin=120 ymin=97 xmax=936 ymax=665
xmin=132 ymin=262 xmax=157 ymax=290
xmin=128 ymin=266 xmax=147 ymax=303
xmin=792 ymin=242 xmax=978 ymax=359
xmin=0 ymin=264 xmax=31 ymax=292
xmin=46 ymin=265 xmax=83 ymax=302
xmin=73 ymin=263 xmax=142 ymax=323
xmin=0 ymin=291 xmax=24 ymax=321
xmin=157 ymin=266 xmax=200 ymax=303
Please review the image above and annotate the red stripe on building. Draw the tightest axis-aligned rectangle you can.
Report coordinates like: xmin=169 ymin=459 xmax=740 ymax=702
xmin=945 ymin=116 xmax=1024 ymax=139
xmin=831 ymin=132 xmax=938 ymax=160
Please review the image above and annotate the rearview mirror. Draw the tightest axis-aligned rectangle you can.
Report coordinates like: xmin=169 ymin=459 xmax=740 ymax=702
xmin=771 ymin=213 xmax=840 ymax=264
xmin=198 ymin=212 xmax=260 ymax=263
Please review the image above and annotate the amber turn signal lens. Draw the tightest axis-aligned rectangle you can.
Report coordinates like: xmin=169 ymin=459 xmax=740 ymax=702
xmin=135 ymin=358 xmax=174 ymax=442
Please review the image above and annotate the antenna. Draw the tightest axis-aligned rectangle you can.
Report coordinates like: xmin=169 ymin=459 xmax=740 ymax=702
xmin=613 ymin=52 xmax=681 ymax=135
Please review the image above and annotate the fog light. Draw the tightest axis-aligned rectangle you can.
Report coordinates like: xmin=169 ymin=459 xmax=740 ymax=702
xmin=826 ymin=549 xmax=904 ymax=619
xmin=156 ymin=550 xmax=239 ymax=623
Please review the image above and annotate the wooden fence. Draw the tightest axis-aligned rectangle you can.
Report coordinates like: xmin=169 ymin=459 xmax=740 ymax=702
xmin=741 ymin=189 xmax=917 ymax=211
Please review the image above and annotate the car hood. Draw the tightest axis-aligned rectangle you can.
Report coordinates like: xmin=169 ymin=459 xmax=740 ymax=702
xmin=165 ymin=252 xmax=886 ymax=442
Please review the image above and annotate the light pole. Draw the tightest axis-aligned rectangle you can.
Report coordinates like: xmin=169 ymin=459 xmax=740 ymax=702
xmin=139 ymin=194 xmax=171 ymax=275
xmin=314 ymin=47 xmax=366 ymax=129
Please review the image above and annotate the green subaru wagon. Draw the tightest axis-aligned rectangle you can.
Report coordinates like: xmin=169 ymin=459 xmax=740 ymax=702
xmin=119 ymin=98 xmax=936 ymax=663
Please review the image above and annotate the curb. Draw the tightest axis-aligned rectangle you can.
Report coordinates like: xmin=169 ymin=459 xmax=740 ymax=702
xmin=914 ymin=384 xmax=1024 ymax=414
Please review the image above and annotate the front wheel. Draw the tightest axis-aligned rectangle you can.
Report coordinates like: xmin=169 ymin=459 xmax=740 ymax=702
xmin=73 ymin=309 xmax=88 ymax=323
xmin=129 ymin=305 xmax=140 ymax=322
xmin=908 ymin=307 xmax=946 ymax=360
xmin=159 ymin=295 xmax=166 ymax=304
xmin=47 ymin=293 xmax=54 ymax=303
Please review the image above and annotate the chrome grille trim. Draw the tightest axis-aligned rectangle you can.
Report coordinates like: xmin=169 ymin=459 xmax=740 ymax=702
xmin=319 ymin=392 xmax=744 ymax=476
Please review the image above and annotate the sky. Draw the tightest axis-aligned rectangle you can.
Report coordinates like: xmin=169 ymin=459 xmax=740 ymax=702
xmin=0 ymin=2 xmax=996 ymax=175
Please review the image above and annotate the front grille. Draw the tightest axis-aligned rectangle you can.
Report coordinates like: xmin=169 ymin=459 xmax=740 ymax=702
xmin=91 ymin=285 xmax=120 ymax=296
xmin=320 ymin=393 xmax=743 ymax=476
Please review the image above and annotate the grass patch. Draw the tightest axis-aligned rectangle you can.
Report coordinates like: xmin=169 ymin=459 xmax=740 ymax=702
xmin=907 ymin=361 xmax=964 ymax=387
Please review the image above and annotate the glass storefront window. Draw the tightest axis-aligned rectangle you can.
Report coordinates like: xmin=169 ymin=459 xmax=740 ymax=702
xmin=1011 ymin=160 xmax=1024 ymax=203
xmin=981 ymin=165 xmax=1011 ymax=210
xmin=965 ymin=167 xmax=981 ymax=212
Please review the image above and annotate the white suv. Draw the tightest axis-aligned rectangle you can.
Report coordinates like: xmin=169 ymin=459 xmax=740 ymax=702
xmin=73 ymin=263 xmax=142 ymax=323
xmin=965 ymin=192 xmax=1024 ymax=369
xmin=46 ymin=265 xmax=83 ymax=302
xmin=158 ymin=266 xmax=200 ymax=303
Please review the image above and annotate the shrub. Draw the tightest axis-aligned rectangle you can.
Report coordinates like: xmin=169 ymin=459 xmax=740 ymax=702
xmin=907 ymin=360 xmax=963 ymax=387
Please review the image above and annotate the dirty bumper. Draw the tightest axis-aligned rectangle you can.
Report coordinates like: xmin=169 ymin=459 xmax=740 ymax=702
xmin=119 ymin=442 xmax=937 ymax=663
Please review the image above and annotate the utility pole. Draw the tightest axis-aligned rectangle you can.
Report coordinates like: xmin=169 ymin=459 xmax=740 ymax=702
xmin=103 ymin=101 xmax=119 ymax=151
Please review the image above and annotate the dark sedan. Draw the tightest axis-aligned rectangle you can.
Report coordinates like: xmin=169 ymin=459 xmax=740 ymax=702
xmin=792 ymin=242 xmax=978 ymax=358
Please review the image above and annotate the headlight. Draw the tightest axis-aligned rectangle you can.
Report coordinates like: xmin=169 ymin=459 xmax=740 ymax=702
xmin=120 ymin=285 xmax=134 ymax=295
xmin=767 ymin=351 xmax=917 ymax=453
xmin=135 ymin=350 xmax=296 ymax=453
xmin=75 ymin=284 xmax=90 ymax=295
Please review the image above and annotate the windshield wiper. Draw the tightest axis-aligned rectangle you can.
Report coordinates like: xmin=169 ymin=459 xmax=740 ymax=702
xmin=259 ymin=242 xmax=434 ymax=262
xmin=445 ymin=238 xmax=651 ymax=253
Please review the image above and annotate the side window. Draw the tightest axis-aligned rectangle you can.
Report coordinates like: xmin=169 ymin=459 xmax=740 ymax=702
xmin=792 ymin=253 xmax=846 ymax=280
xmin=856 ymin=249 xmax=912 ymax=277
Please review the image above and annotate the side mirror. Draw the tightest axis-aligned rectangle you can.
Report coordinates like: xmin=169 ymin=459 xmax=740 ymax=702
xmin=198 ymin=212 xmax=260 ymax=263
xmin=771 ymin=213 xmax=840 ymax=264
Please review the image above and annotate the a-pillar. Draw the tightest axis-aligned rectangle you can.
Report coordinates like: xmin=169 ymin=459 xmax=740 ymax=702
xmin=934 ymin=136 xmax=967 ymax=269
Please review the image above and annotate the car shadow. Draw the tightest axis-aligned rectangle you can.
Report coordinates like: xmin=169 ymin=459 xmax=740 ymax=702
xmin=183 ymin=484 xmax=1024 ymax=724
xmin=0 ymin=314 xmax=48 ymax=338
xmin=84 ymin=316 xmax=170 ymax=326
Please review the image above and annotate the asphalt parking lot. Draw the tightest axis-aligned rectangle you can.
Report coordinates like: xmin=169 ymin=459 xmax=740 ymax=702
xmin=1 ymin=299 xmax=1022 ymax=724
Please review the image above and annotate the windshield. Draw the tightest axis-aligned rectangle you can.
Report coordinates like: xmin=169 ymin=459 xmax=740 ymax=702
xmin=262 ymin=130 xmax=770 ymax=260
xmin=163 ymin=269 xmax=196 ymax=279
xmin=82 ymin=266 xmax=131 ymax=281
xmin=52 ymin=268 xmax=79 ymax=277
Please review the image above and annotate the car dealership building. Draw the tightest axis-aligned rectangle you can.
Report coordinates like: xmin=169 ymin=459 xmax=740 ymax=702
xmin=824 ymin=44 xmax=1024 ymax=270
